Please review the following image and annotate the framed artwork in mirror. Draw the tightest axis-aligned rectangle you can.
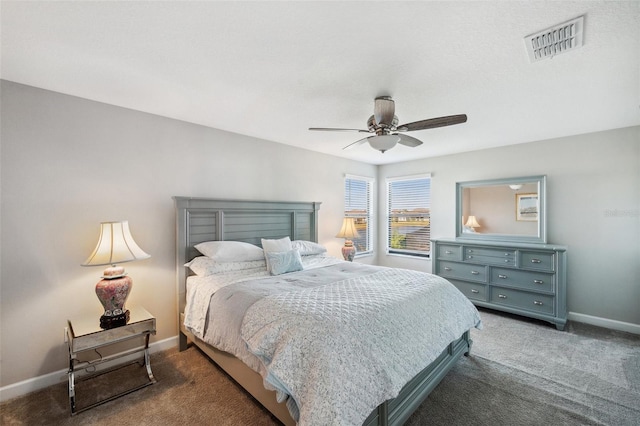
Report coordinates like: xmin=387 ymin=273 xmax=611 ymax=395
xmin=516 ymin=193 xmax=538 ymax=221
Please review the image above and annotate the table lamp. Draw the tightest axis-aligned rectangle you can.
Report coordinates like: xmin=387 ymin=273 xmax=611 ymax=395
xmin=336 ymin=217 xmax=360 ymax=261
xmin=465 ymin=215 xmax=481 ymax=230
xmin=82 ymin=221 xmax=150 ymax=329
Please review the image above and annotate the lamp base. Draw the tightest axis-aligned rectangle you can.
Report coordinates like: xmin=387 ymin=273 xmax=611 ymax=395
xmin=100 ymin=310 xmax=130 ymax=329
xmin=341 ymin=242 xmax=356 ymax=262
xmin=95 ymin=270 xmax=133 ymax=322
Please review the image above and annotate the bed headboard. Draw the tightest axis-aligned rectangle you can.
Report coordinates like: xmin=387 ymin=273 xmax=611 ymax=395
xmin=173 ymin=197 xmax=321 ymax=315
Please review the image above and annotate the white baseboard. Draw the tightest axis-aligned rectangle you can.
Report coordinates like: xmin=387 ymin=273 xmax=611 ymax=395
xmin=568 ymin=312 xmax=640 ymax=335
xmin=0 ymin=336 xmax=178 ymax=403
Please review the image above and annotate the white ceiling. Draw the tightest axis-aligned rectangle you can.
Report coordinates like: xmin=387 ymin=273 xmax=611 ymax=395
xmin=2 ymin=1 xmax=639 ymax=165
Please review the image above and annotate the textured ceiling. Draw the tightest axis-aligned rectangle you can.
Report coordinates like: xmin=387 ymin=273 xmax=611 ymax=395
xmin=2 ymin=1 xmax=639 ymax=165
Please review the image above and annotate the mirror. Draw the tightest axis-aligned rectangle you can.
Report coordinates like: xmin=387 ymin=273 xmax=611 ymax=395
xmin=456 ymin=175 xmax=547 ymax=244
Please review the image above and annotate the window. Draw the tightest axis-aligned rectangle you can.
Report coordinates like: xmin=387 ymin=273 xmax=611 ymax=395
xmin=344 ymin=175 xmax=373 ymax=255
xmin=386 ymin=174 xmax=431 ymax=258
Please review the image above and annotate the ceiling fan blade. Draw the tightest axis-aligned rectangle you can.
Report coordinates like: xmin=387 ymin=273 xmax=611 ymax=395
xmin=309 ymin=127 xmax=370 ymax=133
xmin=374 ymin=96 xmax=395 ymax=127
xmin=342 ymin=137 xmax=371 ymax=150
xmin=396 ymin=133 xmax=423 ymax=148
xmin=397 ymin=114 xmax=467 ymax=132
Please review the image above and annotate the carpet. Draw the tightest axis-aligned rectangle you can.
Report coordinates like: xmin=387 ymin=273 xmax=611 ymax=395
xmin=2 ymin=309 xmax=639 ymax=425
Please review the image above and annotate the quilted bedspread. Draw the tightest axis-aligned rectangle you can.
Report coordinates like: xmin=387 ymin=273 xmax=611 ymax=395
xmin=237 ymin=266 xmax=482 ymax=426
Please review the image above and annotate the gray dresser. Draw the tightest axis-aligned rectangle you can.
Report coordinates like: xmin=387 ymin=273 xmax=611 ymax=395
xmin=432 ymin=238 xmax=567 ymax=330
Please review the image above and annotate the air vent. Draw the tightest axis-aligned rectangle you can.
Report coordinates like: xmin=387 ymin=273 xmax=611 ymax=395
xmin=525 ymin=16 xmax=584 ymax=62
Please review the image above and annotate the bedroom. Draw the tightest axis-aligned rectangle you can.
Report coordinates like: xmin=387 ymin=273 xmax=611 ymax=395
xmin=1 ymin=1 xmax=639 ymax=424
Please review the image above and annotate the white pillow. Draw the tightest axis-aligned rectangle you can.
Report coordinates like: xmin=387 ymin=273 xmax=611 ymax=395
xmin=261 ymin=236 xmax=292 ymax=253
xmin=261 ymin=236 xmax=293 ymax=273
xmin=292 ymin=240 xmax=327 ymax=256
xmin=266 ymin=249 xmax=304 ymax=276
xmin=185 ymin=257 xmax=266 ymax=276
xmin=194 ymin=241 xmax=264 ymax=262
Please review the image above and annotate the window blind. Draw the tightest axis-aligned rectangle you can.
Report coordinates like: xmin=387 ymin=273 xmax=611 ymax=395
xmin=344 ymin=176 xmax=373 ymax=255
xmin=386 ymin=175 xmax=431 ymax=257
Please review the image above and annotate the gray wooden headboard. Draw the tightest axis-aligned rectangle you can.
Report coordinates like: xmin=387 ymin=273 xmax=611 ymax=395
xmin=173 ymin=197 xmax=321 ymax=315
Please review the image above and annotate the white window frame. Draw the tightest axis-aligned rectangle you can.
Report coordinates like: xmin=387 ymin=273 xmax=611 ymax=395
xmin=344 ymin=174 xmax=374 ymax=257
xmin=385 ymin=173 xmax=432 ymax=259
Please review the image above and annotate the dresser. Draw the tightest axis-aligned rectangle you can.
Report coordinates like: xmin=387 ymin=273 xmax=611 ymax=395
xmin=432 ymin=238 xmax=567 ymax=330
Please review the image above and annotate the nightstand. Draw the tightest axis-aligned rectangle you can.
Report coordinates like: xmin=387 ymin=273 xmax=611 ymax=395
xmin=66 ymin=306 xmax=157 ymax=415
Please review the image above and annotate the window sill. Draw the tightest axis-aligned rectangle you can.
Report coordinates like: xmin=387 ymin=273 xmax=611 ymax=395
xmin=354 ymin=251 xmax=374 ymax=259
xmin=385 ymin=252 xmax=431 ymax=260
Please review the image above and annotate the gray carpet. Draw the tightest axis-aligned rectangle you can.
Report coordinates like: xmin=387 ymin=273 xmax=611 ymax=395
xmin=2 ymin=309 xmax=639 ymax=425
xmin=407 ymin=310 xmax=640 ymax=426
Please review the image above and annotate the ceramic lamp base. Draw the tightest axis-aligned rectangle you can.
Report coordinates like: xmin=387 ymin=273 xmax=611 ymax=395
xmin=95 ymin=269 xmax=133 ymax=324
xmin=341 ymin=242 xmax=356 ymax=262
xmin=100 ymin=310 xmax=130 ymax=329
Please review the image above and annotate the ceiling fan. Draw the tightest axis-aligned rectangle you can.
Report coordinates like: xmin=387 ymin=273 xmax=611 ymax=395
xmin=309 ymin=96 xmax=467 ymax=153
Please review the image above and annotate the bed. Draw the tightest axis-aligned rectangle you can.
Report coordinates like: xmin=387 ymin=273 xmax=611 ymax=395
xmin=174 ymin=197 xmax=481 ymax=426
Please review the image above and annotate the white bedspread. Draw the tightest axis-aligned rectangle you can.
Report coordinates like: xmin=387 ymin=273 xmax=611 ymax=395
xmin=184 ymin=258 xmax=481 ymax=426
xmin=184 ymin=254 xmax=342 ymax=338
xmin=241 ymin=267 xmax=481 ymax=426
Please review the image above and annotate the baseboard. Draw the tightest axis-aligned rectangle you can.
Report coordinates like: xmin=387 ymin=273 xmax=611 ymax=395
xmin=0 ymin=336 xmax=178 ymax=403
xmin=568 ymin=312 xmax=640 ymax=335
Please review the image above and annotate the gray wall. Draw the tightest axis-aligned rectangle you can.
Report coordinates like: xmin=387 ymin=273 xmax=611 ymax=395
xmin=0 ymin=81 xmax=377 ymax=387
xmin=377 ymin=126 xmax=640 ymax=329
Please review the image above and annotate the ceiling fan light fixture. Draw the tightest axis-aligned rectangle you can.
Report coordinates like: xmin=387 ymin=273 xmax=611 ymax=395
xmin=369 ymin=135 xmax=400 ymax=153
xmin=309 ymin=96 xmax=468 ymax=152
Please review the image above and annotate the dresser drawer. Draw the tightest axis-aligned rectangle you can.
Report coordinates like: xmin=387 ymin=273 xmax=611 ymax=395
xmin=464 ymin=247 xmax=516 ymax=266
xmin=439 ymin=261 xmax=487 ymax=283
xmin=520 ymin=251 xmax=555 ymax=272
xmin=490 ymin=267 xmax=554 ymax=293
xmin=437 ymin=244 xmax=462 ymax=261
xmin=465 ymin=254 xmax=516 ymax=266
xmin=448 ymin=279 xmax=487 ymax=302
xmin=490 ymin=288 xmax=554 ymax=315
xmin=465 ymin=247 xmax=516 ymax=258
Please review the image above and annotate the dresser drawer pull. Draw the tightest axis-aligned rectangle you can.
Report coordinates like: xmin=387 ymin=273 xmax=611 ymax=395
xmin=504 ymin=259 xmax=510 ymax=263
xmin=533 ymin=279 xmax=544 ymax=284
xmin=498 ymin=294 xmax=507 ymax=299
xmin=498 ymin=274 xmax=508 ymax=279
xmin=468 ymin=255 xmax=473 ymax=259
xmin=467 ymin=249 xmax=473 ymax=253
xmin=471 ymin=289 xmax=479 ymax=294
xmin=530 ymin=258 xmax=542 ymax=264
xmin=444 ymin=267 xmax=452 ymax=271
xmin=533 ymin=300 xmax=544 ymax=306
xmin=504 ymin=253 xmax=510 ymax=256
xmin=470 ymin=270 xmax=480 ymax=275
xmin=445 ymin=250 xmax=453 ymax=254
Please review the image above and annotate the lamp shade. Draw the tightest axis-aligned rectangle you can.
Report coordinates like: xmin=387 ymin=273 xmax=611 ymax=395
xmin=82 ymin=221 xmax=150 ymax=267
xmin=336 ymin=217 xmax=360 ymax=239
xmin=465 ymin=215 xmax=480 ymax=228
